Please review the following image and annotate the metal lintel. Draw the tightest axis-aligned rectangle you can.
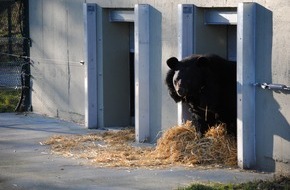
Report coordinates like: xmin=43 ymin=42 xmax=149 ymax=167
xmin=109 ymin=9 xmax=134 ymax=22
xmin=204 ymin=9 xmax=237 ymax=25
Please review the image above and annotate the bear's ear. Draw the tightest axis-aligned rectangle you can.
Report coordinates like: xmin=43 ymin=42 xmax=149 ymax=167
xmin=196 ymin=56 xmax=209 ymax=67
xmin=167 ymin=57 xmax=180 ymax=70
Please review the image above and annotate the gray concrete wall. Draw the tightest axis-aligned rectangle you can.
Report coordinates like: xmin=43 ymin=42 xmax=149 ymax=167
xmin=254 ymin=3 xmax=290 ymax=175
xmin=30 ymin=0 xmax=85 ymax=123
xmin=29 ymin=0 xmax=290 ymax=174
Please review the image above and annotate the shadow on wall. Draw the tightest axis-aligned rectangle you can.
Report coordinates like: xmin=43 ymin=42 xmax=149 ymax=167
xmin=255 ymin=4 xmax=290 ymax=173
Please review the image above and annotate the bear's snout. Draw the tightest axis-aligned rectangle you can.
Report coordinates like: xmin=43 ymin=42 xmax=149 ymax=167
xmin=177 ymin=88 xmax=187 ymax=97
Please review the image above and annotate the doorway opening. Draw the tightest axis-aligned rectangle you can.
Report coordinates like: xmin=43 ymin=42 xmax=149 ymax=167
xmin=178 ymin=4 xmax=258 ymax=169
xmin=102 ymin=9 xmax=135 ymax=128
xmin=196 ymin=8 xmax=237 ymax=135
xmin=178 ymin=5 xmax=237 ymax=135
xmin=84 ymin=4 xmax=156 ymax=142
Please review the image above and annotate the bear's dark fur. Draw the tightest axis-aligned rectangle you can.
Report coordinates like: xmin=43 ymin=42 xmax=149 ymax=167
xmin=165 ymin=54 xmax=236 ymax=135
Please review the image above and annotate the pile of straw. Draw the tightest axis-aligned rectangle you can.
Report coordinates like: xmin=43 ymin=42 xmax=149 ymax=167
xmin=42 ymin=121 xmax=237 ymax=168
xmin=153 ymin=121 xmax=237 ymax=166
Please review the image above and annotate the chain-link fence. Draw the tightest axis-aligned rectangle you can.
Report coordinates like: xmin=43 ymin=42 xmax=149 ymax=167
xmin=0 ymin=37 xmax=27 ymax=89
xmin=0 ymin=0 xmax=30 ymax=112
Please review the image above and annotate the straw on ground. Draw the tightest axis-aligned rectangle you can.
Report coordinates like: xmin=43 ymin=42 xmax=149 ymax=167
xmin=42 ymin=121 xmax=237 ymax=168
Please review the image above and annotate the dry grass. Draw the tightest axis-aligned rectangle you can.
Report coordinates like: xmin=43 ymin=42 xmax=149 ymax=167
xmin=153 ymin=121 xmax=237 ymax=166
xmin=42 ymin=121 xmax=237 ymax=168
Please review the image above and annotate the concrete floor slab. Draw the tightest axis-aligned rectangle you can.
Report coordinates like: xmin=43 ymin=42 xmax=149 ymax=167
xmin=0 ymin=113 xmax=274 ymax=190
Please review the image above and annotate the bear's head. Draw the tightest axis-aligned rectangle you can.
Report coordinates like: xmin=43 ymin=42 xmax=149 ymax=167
xmin=166 ymin=55 xmax=209 ymax=102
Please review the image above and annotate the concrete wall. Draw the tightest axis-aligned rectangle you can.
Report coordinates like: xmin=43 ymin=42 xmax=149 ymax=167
xmin=29 ymin=0 xmax=290 ymax=174
xmin=30 ymin=0 xmax=85 ymax=123
xmin=254 ymin=2 xmax=290 ymax=174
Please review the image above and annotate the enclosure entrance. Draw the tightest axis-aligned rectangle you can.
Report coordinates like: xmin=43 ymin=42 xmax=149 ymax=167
xmin=195 ymin=8 xmax=238 ymax=134
xmin=178 ymin=3 xmax=257 ymax=169
xmin=178 ymin=6 xmax=237 ymax=126
xmin=84 ymin=4 xmax=154 ymax=142
xmin=102 ymin=9 xmax=135 ymax=127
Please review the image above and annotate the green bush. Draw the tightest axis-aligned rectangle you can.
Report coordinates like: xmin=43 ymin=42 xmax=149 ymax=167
xmin=0 ymin=89 xmax=21 ymax=112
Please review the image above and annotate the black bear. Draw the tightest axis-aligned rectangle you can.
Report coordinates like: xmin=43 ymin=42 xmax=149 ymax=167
xmin=165 ymin=54 xmax=236 ymax=135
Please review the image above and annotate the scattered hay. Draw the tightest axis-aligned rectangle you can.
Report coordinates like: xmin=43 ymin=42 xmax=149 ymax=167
xmin=42 ymin=121 xmax=237 ymax=168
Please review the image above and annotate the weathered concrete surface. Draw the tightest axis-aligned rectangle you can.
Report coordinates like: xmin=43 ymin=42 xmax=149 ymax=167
xmin=0 ymin=113 xmax=274 ymax=190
